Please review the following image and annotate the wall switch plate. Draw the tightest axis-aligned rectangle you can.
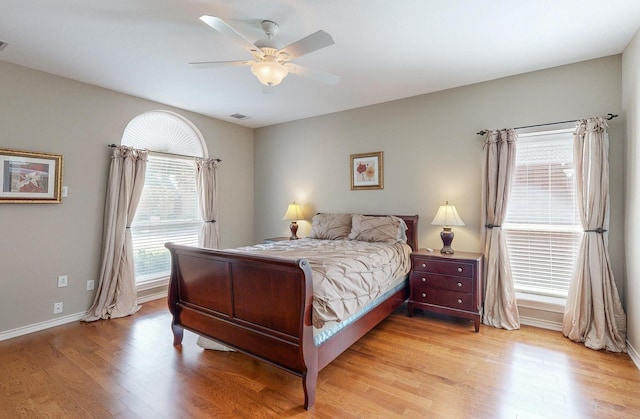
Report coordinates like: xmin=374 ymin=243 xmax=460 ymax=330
xmin=57 ymin=275 xmax=68 ymax=288
xmin=87 ymin=280 xmax=95 ymax=291
xmin=62 ymin=186 xmax=68 ymax=197
xmin=53 ymin=302 xmax=63 ymax=314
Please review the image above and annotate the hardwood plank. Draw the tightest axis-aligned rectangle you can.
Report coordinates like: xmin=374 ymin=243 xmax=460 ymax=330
xmin=0 ymin=299 xmax=639 ymax=418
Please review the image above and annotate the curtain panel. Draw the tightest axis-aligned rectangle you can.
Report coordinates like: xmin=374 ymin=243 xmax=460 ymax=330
xmin=83 ymin=146 xmax=147 ymax=322
xmin=563 ymin=117 xmax=627 ymax=352
xmin=194 ymin=157 xmax=231 ymax=351
xmin=481 ymin=129 xmax=520 ymax=330
xmin=195 ymin=157 xmax=220 ymax=249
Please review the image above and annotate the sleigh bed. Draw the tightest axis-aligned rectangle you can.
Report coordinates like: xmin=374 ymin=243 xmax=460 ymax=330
xmin=165 ymin=213 xmax=418 ymax=409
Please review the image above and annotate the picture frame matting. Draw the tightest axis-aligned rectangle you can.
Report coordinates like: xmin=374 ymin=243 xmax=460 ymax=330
xmin=350 ymin=151 xmax=383 ymax=190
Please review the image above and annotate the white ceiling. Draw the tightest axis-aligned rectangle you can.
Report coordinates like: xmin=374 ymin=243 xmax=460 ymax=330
xmin=2 ymin=0 xmax=640 ymax=128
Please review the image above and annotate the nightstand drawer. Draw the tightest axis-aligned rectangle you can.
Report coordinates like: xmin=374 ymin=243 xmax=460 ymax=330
xmin=412 ymin=259 xmax=474 ymax=278
xmin=410 ymin=272 xmax=473 ymax=292
xmin=412 ymin=285 xmax=474 ymax=311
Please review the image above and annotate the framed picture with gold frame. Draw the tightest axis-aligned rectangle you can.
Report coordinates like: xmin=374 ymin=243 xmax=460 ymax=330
xmin=350 ymin=151 xmax=383 ymax=190
xmin=0 ymin=148 xmax=63 ymax=203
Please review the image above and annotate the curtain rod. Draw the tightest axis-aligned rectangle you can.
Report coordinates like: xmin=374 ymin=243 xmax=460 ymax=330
xmin=107 ymin=144 xmax=221 ymax=162
xmin=476 ymin=113 xmax=618 ymax=136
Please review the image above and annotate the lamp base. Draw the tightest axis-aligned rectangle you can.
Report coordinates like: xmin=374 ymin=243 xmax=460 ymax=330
xmin=289 ymin=221 xmax=299 ymax=240
xmin=440 ymin=227 xmax=455 ymax=254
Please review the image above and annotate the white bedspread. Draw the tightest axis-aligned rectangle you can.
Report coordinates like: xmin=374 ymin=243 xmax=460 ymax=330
xmin=228 ymin=238 xmax=412 ymax=328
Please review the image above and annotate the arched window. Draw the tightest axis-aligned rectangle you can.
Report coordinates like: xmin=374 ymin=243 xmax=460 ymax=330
xmin=121 ymin=110 xmax=207 ymax=285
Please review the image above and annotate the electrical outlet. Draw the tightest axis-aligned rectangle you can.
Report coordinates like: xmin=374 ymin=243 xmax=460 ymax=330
xmin=53 ymin=302 xmax=63 ymax=314
xmin=87 ymin=280 xmax=95 ymax=291
xmin=57 ymin=275 xmax=68 ymax=288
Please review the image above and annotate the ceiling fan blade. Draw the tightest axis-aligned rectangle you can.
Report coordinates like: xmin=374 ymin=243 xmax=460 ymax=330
xmin=189 ymin=60 xmax=252 ymax=69
xmin=199 ymin=15 xmax=264 ymax=58
xmin=286 ymin=64 xmax=340 ymax=85
xmin=280 ymin=30 xmax=334 ymax=59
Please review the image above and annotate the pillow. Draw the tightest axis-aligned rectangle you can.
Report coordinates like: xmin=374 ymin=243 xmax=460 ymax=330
xmin=307 ymin=213 xmax=352 ymax=239
xmin=348 ymin=214 xmax=407 ymax=243
xmin=396 ymin=217 xmax=408 ymax=242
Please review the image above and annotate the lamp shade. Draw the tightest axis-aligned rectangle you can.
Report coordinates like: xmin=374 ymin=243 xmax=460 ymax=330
xmin=251 ymin=59 xmax=288 ymax=86
xmin=283 ymin=202 xmax=303 ymax=221
xmin=431 ymin=201 xmax=465 ymax=227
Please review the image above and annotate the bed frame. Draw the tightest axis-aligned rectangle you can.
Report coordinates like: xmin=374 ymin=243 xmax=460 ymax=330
xmin=165 ymin=214 xmax=418 ymax=409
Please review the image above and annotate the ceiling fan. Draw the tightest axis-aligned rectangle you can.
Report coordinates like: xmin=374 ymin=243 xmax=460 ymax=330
xmin=190 ymin=15 xmax=340 ymax=87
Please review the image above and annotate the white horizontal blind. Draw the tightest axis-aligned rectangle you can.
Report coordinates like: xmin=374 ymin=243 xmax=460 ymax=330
xmin=131 ymin=154 xmax=200 ymax=283
xmin=503 ymin=129 xmax=581 ymax=297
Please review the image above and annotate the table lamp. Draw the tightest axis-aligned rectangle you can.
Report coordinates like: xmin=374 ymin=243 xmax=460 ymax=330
xmin=283 ymin=202 xmax=304 ymax=240
xmin=431 ymin=201 xmax=465 ymax=254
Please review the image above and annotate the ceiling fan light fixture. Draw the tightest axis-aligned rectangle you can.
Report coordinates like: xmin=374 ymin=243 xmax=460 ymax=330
xmin=251 ymin=59 xmax=288 ymax=86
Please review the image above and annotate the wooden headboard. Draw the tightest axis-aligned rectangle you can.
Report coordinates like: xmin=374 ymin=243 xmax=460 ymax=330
xmin=311 ymin=213 xmax=419 ymax=250
xmin=393 ymin=214 xmax=419 ymax=251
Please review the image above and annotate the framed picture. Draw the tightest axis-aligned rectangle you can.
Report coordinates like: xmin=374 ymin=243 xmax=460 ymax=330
xmin=0 ymin=148 xmax=63 ymax=203
xmin=350 ymin=151 xmax=383 ymax=190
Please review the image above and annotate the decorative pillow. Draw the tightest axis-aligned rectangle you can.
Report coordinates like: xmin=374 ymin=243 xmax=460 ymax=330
xmin=348 ymin=214 xmax=406 ymax=243
xmin=396 ymin=217 xmax=408 ymax=242
xmin=307 ymin=213 xmax=353 ymax=239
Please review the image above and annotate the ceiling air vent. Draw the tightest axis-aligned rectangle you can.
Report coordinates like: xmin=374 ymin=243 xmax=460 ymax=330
xmin=0 ymin=41 xmax=9 ymax=52
xmin=229 ymin=113 xmax=249 ymax=120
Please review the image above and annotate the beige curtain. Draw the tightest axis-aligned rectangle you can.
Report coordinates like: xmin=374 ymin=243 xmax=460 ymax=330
xmin=563 ymin=117 xmax=627 ymax=352
xmin=481 ymin=129 xmax=520 ymax=329
xmin=194 ymin=157 xmax=231 ymax=350
xmin=195 ymin=157 xmax=220 ymax=249
xmin=83 ymin=146 xmax=148 ymax=321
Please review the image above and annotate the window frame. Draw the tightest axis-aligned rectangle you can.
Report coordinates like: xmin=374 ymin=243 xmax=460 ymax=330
xmin=502 ymin=127 xmax=581 ymax=300
xmin=120 ymin=110 xmax=207 ymax=289
xmin=130 ymin=153 xmax=201 ymax=286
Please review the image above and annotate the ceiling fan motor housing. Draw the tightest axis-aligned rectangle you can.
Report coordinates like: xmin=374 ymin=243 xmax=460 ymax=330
xmin=261 ymin=20 xmax=279 ymax=38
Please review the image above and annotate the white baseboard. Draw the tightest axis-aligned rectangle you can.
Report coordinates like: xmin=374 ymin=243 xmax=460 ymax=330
xmin=0 ymin=289 xmax=168 ymax=342
xmin=628 ymin=340 xmax=640 ymax=370
xmin=0 ymin=311 xmax=87 ymax=342
xmin=519 ymin=315 xmax=563 ymax=331
xmin=137 ymin=290 xmax=167 ymax=304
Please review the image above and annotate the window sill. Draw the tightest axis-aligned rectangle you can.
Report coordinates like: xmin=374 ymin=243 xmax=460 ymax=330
xmin=516 ymin=292 xmax=566 ymax=314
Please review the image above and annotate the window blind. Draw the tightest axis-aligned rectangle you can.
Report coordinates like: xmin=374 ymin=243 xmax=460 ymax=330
xmin=503 ymin=129 xmax=581 ymax=297
xmin=131 ymin=155 xmax=200 ymax=283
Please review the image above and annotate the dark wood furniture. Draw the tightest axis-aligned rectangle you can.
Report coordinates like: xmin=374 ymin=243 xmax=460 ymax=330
xmin=408 ymin=249 xmax=483 ymax=332
xmin=165 ymin=214 xmax=418 ymax=410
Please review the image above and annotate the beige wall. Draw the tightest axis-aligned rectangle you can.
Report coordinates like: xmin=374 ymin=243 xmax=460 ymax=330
xmin=1 ymin=53 xmax=633 ymax=349
xmin=0 ymin=61 xmax=254 ymax=334
xmin=254 ymin=56 xmax=626 ymax=328
xmin=623 ymin=29 xmax=640 ymax=358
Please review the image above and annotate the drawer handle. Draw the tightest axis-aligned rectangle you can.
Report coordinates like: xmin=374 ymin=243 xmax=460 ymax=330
xmin=421 ymin=263 xmax=427 ymax=268
xmin=421 ymin=277 xmax=426 ymax=282
xmin=421 ymin=293 xmax=427 ymax=298
xmin=457 ymin=282 xmax=463 ymax=287
xmin=457 ymin=298 xmax=463 ymax=304
xmin=457 ymin=267 xmax=463 ymax=273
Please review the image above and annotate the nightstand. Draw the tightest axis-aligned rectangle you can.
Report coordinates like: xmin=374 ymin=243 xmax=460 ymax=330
xmin=408 ymin=249 xmax=483 ymax=332
xmin=263 ymin=237 xmax=291 ymax=243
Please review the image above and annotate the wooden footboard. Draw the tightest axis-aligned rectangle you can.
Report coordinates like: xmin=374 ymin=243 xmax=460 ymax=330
xmin=165 ymin=243 xmax=319 ymax=408
xmin=165 ymin=215 xmax=418 ymax=409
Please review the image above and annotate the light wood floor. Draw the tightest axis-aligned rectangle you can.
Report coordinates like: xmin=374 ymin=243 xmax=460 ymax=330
xmin=1 ymin=299 xmax=639 ymax=418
